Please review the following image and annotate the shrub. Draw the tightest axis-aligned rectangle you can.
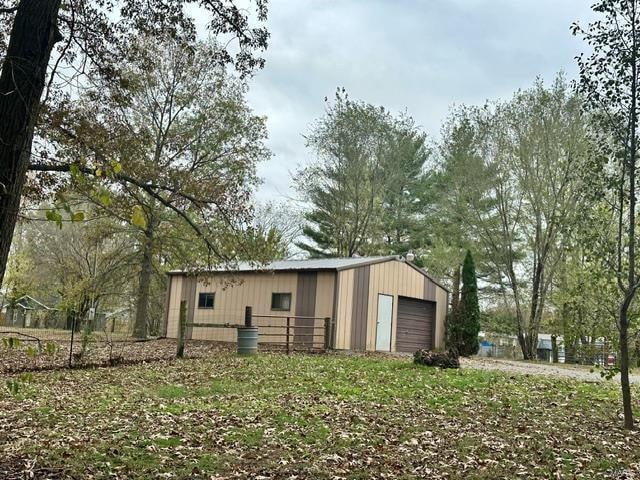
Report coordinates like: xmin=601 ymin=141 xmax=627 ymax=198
xmin=413 ymin=349 xmax=460 ymax=369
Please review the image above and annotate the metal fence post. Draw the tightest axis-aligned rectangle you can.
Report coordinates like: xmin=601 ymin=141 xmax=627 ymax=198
xmin=245 ymin=306 xmax=252 ymax=327
xmin=177 ymin=300 xmax=187 ymax=358
xmin=286 ymin=317 xmax=291 ymax=355
xmin=68 ymin=312 xmax=77 ymax=368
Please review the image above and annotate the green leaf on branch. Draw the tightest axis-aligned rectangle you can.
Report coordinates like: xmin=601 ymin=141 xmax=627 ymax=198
xmin=45 ymin=210 xmax=63 ymax=229
xmin=131 ymin=206 xmax=147 ymax=228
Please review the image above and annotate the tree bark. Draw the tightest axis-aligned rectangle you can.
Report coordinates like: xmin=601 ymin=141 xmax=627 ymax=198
xmin=451 ymin=264 xmax=461 ymax=312
xmin=0 ymin=0 xmax=62 ymax=286
xmin=133 ymin=223 xmax=155 ymax=338
xmin=620 ymin=3 xmax=638 ymax=429
xmin=619 ymin=304 xmax=634 ymax=429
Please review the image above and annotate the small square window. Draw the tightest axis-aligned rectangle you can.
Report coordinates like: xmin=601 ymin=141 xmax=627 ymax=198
xmin=271 ymin=293 xmax=291 ymax=311
xmin=198 ymin=292 xmax=215 ymax=309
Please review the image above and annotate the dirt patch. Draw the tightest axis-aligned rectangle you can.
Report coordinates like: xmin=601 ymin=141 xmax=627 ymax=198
xmin=464 ymin=356 xmax=640 ymax=384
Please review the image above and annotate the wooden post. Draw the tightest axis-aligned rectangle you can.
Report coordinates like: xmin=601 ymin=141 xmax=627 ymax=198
xmin=286 ymin=317 xmax=291 ymax=355
xmin=324 ymin=317 xmax=331 ymax=351
xmin=244 ymin=306 xmax=252 ymax=327
xmin=551 ymin=334 xmax=559 ymax=363
xmin=177 ymin=300 xmax=187 ymax=358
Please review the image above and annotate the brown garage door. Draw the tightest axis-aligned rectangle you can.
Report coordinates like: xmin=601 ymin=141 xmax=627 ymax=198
xmin=396 ymin=296 xmax=436 ymax=353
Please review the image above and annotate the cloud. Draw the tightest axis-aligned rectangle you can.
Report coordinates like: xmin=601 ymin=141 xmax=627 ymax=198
xmin=246 ymin=0 xmax=595 ymax=202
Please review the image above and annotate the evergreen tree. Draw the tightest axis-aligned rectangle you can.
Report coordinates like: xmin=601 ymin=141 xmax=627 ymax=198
xmin=295 ymin=89 xmax=429 ymax=258
xmin=448 ymin=250 xmax=480 ymax=356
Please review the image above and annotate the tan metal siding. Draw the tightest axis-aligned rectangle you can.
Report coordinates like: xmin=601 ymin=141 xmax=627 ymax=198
xmin=334 ymin=269 xmax=354 ymax=349
xmin=365 ymin=261 xmax=423 ymax=350
xmin=423 ymin=277 xmax=437 ymax=302
xmin=329 ymin=272 xmax=340 ymax=348
xmin=161 ymin=275 xmax=173 ymax=337
xmin=365 ymin=260 xmax=447 ymax=352
xmin=165 ymin=276 xmax=183 ymax=338
xmin=180 ymin=276 xmax=198 ymax=340
xmin=166 ymin=272 xmax=298 ymax=342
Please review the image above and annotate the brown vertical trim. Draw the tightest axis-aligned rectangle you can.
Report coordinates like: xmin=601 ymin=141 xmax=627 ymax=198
xmin=423 ymin=277 xmax=437 ymax=302
xmin=294 ymin=272 xmax=317 ymax=346
xmin=350 ymin=265 xmax=370 ymax=351
xmin=431 ymin=301 xmax=437 ymax=350
xmin=161 ymin=275 xmax=172 ymax=337
xmin=181 ymin=275 xmax=197 ymax=340
xmin=331 ymin=272 xmax=340 ymax=348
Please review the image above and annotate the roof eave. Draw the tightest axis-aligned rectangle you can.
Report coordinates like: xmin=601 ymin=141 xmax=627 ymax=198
xmin=167 ymin=267 xmax=340 ymax=276
xmin=334 ymin=255 xmax=400 ymax=271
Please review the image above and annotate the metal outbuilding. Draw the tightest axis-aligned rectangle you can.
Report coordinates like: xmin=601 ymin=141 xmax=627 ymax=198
xmin=163 ymin=256 xmax=449 ymax=353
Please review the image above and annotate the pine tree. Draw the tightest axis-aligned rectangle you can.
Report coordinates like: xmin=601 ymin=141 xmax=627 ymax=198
xmin=459 ymin=250 xmax=480 ymax=355
xmin=448 ymin=250 xmax=480 ymax=356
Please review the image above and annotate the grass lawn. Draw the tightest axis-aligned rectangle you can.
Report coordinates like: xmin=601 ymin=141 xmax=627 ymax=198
xmin=1 ymin=351 xmax=639 ymax=479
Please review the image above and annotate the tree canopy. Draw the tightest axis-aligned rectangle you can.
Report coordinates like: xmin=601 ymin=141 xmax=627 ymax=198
xmin=0 ymin=0 xmax=269 ymax=285
xmin=295 ymin=89 xmax=430 ymax=258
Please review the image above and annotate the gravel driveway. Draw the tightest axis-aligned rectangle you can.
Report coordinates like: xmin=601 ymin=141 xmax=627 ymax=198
xmin=463 ymin=356 xmax=640 ymax=384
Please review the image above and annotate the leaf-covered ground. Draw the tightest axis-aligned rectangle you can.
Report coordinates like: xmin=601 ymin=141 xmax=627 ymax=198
xmin=0 ymin=336 xmax=227 ymax=373
xmin=1 ymin=350 xmax=639 ymax=479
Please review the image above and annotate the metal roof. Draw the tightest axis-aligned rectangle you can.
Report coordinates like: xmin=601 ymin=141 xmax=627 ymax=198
xmin=169 ymin=256 xmax=399 ymax=274
xmin=168 ymin=255 xmax=450 ymax=292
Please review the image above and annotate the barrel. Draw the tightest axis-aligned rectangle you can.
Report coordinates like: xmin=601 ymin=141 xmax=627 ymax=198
xmin=237 ymin=326 xmax=259 ymax=356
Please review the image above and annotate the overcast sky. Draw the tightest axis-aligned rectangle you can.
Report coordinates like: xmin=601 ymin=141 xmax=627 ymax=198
xmin=245 ymin=0 xmax=596 ymax=202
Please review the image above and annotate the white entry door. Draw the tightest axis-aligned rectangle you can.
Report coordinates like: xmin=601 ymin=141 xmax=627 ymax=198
xmin=375 ymin=294 xmax=393 ymax=351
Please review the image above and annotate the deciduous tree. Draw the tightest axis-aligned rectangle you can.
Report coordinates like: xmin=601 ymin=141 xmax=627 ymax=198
xmin=573 ymin=0 xmax=640 ymax=429
xmin=0 ymin=0 xmax=269 ymax=286
xmin=436 ymin=76 xmax=589 ymax=360
xmin=42 ymin=36 xmax=270 ymax=337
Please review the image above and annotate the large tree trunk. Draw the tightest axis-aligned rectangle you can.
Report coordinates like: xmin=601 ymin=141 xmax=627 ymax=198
xmin=0 ymin=0 xmax=61 ymax=286
xmin=133 ymin=225 xmax=154 ymax=338
xmin=510 ymin=284 xmax=535 ymax=360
